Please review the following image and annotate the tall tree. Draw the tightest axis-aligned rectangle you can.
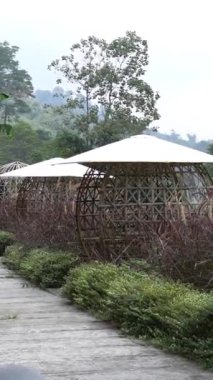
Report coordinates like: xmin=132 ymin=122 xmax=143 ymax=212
xmin=49 ymin=31 xmax=160 ymax=145
xmin=0 ymin=41 xmax=34 ymax=124
xmin=0 ymin=93 xmax=12 ymax=134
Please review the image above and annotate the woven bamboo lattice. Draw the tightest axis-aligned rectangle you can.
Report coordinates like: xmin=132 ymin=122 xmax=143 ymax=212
xmin=0 ymin=161 xmax=28 ymax=198
xmin=76 ymin=162 xmax=213 ymax=261
xmin=16 ymin=177 xmax=81 ymax=246
xmin=17 ymin=176 xmax=80 ymax=217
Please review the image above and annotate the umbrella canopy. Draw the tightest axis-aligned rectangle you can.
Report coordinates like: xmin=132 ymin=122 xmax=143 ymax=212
xmin=0 ymin=158 xmax=88 ymax=178
xmin=55 ymin=135 xmax=213 ymax=166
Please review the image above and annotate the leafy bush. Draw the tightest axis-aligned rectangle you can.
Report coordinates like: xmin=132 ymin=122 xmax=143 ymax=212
xmin=3 ymin=244 xmax=79 ymax=288
xmin=63 ymin=263 xmax=213 ymax=368
xmin=0 ymin=230 xmax=15 ymax=255
xmin=3 ymin=243 xmax=30 ymax=270
xmin=63 ymin=262 xmax=118 ymax=316
xmin=19 ymin=248 xmax=78 ymax=288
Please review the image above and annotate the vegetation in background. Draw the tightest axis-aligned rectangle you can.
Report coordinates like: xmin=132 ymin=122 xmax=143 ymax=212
xmin=0 ymin=121 xmax=53 ymax=164
xmin=207 ymin=143 xmax=213 ymax=177
xmin=0 ymin=42 xmax=33 ymax=124
xmin=0 ymin=93 xmax=12 ymax=135
xmin=49 ymin=31 xmax=160 ymax=148
xmin=0 ymin=38 xmax=212 ymax=164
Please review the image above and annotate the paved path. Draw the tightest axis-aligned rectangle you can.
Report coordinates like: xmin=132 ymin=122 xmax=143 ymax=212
xmin=0 ymin=262 xmax=212 ymax=380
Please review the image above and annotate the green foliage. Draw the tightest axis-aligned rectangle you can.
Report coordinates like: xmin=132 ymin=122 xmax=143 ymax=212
xmin=3 ymin=243 xmax=28 ymax=270
xmin=0 ymin=41 xmax=34 ymax=124
xmin=91 ymin=118 xmax=148 ymax=147
xmin=63 ymin=263 xmax=213 ymax=368
xmin=0 ymin=93 xmax=9 ymax=101
xmin=49 ymin=31 xmax=160 ymax=143
xmin=0 ymin=93 xmax=12 ymax=135
xmin=52 ymin=129 xmax=88 ymax=157
xmin=63 ymin=262 xmax=118 ymax=315
xmin=0 ymin=121 xmax=53 ymax=164
xmin=23 ymin=99 xmax=74 ymax=136
xmin=207 ymin=143 xmax=213 ymax=177
xmin=3 ymin=244 xmax=79 ymax=288
xmin=0 ymin=123 xmax=12 ymax=135
xmin=0 ymin=230 xmax=15 ymax=255
xmin=19 ymin=249 xmax=78 ymax=288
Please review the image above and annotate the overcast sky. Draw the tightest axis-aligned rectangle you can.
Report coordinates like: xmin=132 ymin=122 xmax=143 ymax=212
xmin=1 ymin=0 xmax=213 ymax=140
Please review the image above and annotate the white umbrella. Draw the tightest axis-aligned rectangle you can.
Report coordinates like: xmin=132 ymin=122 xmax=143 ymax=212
xmin=0 ymin=158 xmax=88 ymax=178
xmin=54 ymin=135 xmax=213 ymax=165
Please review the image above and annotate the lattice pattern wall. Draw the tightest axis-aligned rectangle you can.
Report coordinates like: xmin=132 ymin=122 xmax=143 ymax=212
xmin=17 ymin=177 xmax=79 ymax=218
xmin=0 ymin=162 xmax=28 ymax=230
xmin=15 ymin=177 xmax=81 ymax=246
xmin=76 ymin=163 xmax=213 ymax=261
xmin=0 ymin=161 xmax=27 ymax=199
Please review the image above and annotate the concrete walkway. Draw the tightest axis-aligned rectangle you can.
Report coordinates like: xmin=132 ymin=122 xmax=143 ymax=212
xmin=0 ymin=262 xmax=212 ymax=380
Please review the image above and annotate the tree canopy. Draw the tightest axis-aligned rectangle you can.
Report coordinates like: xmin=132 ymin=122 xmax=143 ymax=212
xmin=0 ymin=41 xmax=34 ymax=124
xmin=0 ymin=92 xmax=12 ymax=134
xmin=0 ymin=37 xmax=211 ymax=165
xmin=0 ymin=121 xmax=52 ymax=164
xmin=49 ymin=31 xmax=160 ymax=145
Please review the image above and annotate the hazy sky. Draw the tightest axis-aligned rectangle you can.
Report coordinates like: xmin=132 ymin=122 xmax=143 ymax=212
xmin=1 ymin=0 xmax=213 ymax=140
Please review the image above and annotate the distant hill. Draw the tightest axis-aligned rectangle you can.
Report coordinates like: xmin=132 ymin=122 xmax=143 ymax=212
xmin=150 ymin=130 xmax=212 ymax=153
xmin=35 ymin=87 xmax=67 ymax=106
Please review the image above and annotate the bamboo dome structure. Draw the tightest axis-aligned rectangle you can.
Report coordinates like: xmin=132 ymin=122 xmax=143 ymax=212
xmin=0 ymin=161 xmax=28 ymax=173
xmin=0 ymin=158 xmax=88 ymax=245
xmin=1 ymin=158 xmax=88 ymax=219
xmin=0 ymin=161 xmax=28 ymax=198
xmin=0 ymin=161 xmax=28 ymax=230
xmin=56 ymin=135 xmax=213 ymax=261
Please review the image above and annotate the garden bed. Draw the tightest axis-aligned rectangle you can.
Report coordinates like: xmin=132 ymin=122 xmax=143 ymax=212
xmin=1 ymin=237 xmax=212 ymax=369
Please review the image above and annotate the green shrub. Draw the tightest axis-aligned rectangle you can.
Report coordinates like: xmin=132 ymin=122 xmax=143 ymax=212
xmin=63 ymin=262 xmax=118 ymax=316
xmin=3 ymin=244 xmax=79 ymax=288
xmin=3 ymin=243 xmax=28 ymax=270
xmin=19 ymin=248 xmax=78 ymax=288
xmin=0 ymin=230 xmax=15 ymax=256
xmin=63 ymin=263 xmax=213 ymax=368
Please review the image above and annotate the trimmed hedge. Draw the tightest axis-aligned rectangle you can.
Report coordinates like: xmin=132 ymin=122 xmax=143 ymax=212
xmin=3 ymin=244 xmax=78 ymax=288
xmin=62 ymin=262 xmax=213 ymax=369
xmin=0 ymin=231 xmax=15 ymax=256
